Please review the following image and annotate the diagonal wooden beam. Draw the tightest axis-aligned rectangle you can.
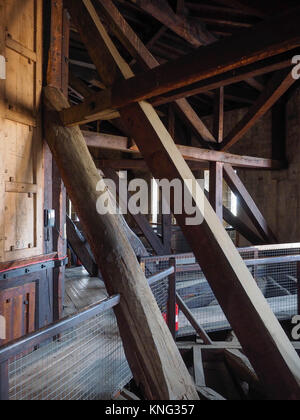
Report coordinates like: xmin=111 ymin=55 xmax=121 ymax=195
xmin=66 ymin=215 xmax=98 ymax=277
xmin=222 ymin=206 xmax=264 ymax=245
xmin=101 ymin=168 xmax=167 ymax=256
xmin=66 ymin=0 xmax=300 ymax=400
xmin=129 ymin=0 xmax=217 ymax=47
xmin=60 ymin=8 xmax=300 ymax=127
xmin=151 ymin=51 xmax=298 ymax=106
xmin=223 ymin=164 xmax=277 ymax=243
xmin=45 ymin=85 xmax=198 ymax=400
xmin=221 ymin=69 xmax=296 ymax=151
xmin=96 ymin=0 xmax=216 ymax=144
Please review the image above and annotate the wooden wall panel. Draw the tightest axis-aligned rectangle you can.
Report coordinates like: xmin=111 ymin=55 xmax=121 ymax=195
xmin=0 ymin=283 xmax=36 ymax=345
xmin=0 ymin=0 xmax=43 ymax=262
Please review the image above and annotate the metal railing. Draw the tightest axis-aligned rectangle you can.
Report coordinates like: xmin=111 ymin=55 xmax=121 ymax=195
xmin=140 ymin=243 xmax=300 ymax=336
xmin=1 ymin=242 xmax=300 ymax=400
xmin=0 ymin=267 xmax=175 ymax=401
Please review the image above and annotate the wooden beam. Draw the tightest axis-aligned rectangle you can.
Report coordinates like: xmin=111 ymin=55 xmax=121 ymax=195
xmin=193 ymin=347 xmax=206 ymax=387
xmin=83 ymin=130 xmax=133 ymax=153
xmin=222 ymin=69 xmax=296 ymax=151
xmin=59 ymin=8 xmax=300 ymax=126
xmin=151 ymin=51 xmax=297 ymax=106
xmin=223 ymin=164 xmax=277 ymax=243
xmin=69 ymin=72 xmax=92 ymax=99
xmin=66 ymin=215 xmax=98 ymax=277
xmin=47 ymin=0 xmax=68 ymax=321
xmin=222 ymin=205 xmax=265 ymax=245
xmin=174 ymin=99 xmax=216 ymax=143
xmin=44 ymin=85 xmax=198 ymax=400
xmin=69 ymin=0 xmax=300 ymax=400
xmin=162 ymin=107 xmax=175 ymax=254
xmin=101 ymin=168 xmax=167 ymax=256
xmin=224 ymin=349 xmax=263 ymax=394
xmin=209 ymin=162 xmax=224 ymax=221
xmin=129 ymin=0 xmax=216 ymax=47
xmin=213 ymin=87 xmax=224 ymax=144
xmin=97 ymin=0 xmax=216 ymax=144
xmin=83 ymin=131 xmax=285 ymax=170
xmin=176 ymin=294 xmax=212 ymax=345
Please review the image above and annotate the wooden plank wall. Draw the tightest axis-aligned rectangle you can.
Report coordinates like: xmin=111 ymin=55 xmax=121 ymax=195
xmin=0 ymin=0 xmax=43 ymax=263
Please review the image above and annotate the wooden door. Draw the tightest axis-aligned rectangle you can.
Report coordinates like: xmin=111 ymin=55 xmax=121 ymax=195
xmin=0 ymin=283 xmax=36 ymax=345
xmin=0 ymin=0 xmax=43 ymax=263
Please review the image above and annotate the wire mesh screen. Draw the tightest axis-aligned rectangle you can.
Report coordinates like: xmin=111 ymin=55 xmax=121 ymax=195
xmin=141 ymin=244 xmax=300 ymax=337
xmin=8 ymin=309 xmax=132 ymax=400
xmin=144 ymin=258 xmax=172 ymax=321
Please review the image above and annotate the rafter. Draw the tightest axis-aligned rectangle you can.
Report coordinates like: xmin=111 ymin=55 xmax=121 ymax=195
xmin=151 ymin=51 xmax=297 ymax=106
xmin=65 ymin=0 xmax=300 ymax=399
xmin=60 ymin=7 xmax=300 ymax=127
xmin=96 ymin=0 xmax=216 ymax=144
xmin=221 ymin=69 xmax=296 ymax=151
xmin=129 ymin=0 xmax=216 ymax=47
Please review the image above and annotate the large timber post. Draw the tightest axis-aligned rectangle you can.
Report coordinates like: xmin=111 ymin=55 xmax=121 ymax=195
xmin=43 ymin=86 xmax=198 ymax=401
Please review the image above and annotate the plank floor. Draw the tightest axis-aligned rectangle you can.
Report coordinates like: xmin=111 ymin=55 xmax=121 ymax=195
xmin=64 ymin=267 xmax=108 ymax=316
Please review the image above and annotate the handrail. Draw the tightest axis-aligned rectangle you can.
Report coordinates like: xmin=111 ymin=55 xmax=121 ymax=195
xmin=0 ymin=267 xmax=175 ymax=363
xmin=147 ymin=267 xmax=174 ymax=287
xmin=0 ymin=294 xmax=120 ymax=364
xmin=141 ymin=243 xmax=300 ymax=263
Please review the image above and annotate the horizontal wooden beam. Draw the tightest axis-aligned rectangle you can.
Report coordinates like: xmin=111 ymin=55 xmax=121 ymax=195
xmin=60 ymin=8 xmax=300 ymax=126
xmin=83 ymin=130 xmax=134 ymax=152
xmin=84 ymin=130 xmax=285 ymax=169
xmin=179 ymin=146 xmax=285 ymax=169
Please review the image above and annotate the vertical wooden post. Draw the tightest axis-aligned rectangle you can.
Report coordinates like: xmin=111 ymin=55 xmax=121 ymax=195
xmin=209 ymin=162 xmax=224 ymax=221
xmin=168 ymin=258 xmax=177 ymax=339
xmin=213 ymin=87 xmax=224 ymax=144
xmin=47 ymin=0 xmax=68 ymax=321
xmin=162 ymin=105 xmax=175 ymax=254
xmin=210 ymin=86 xmax=224 ymax=221
xmin=0 ymin=361 xmax=9 ymax=401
